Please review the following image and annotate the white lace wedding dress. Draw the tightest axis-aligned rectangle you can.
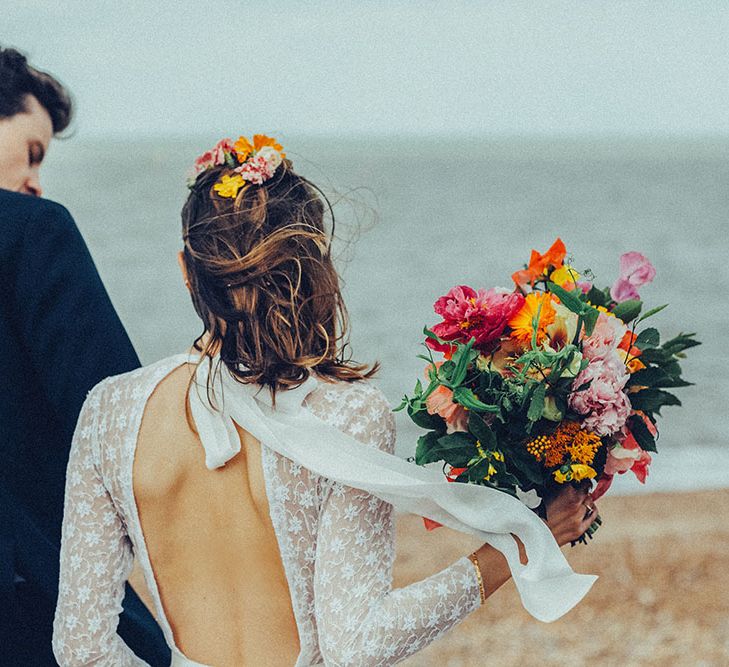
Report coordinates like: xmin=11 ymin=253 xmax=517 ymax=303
xmin=53 ymin=353 xmax=595 ymax=667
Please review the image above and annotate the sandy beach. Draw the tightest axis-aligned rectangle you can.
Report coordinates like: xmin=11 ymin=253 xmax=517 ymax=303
xmin=394 ymin=488 xmax=729 ymax=666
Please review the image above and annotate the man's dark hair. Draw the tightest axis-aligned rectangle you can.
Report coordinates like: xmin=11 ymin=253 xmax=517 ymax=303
xmin=0 ymin=46 xmax=73 ymax=134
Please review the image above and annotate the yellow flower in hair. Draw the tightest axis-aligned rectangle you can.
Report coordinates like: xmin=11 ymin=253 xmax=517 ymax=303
xmin=214 ymin=174 xmax=246 ymax=199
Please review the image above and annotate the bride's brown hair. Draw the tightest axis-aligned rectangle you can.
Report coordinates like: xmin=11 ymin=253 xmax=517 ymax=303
xmin=182 ymin=158 xmax=377 ymax=396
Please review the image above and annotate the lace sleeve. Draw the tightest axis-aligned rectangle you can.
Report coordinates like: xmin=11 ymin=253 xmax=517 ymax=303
xmin=312 ymin=384 xmax=482 ymax=666
xmin=52 ymin=387 xmax=148 ymax=667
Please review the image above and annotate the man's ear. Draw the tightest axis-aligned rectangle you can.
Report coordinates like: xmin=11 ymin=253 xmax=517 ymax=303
xmin=177 ymin=250 xmax=191 ymax=291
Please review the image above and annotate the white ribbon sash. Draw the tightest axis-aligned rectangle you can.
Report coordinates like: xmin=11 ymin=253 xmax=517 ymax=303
xmin=188 ymin=356 xmax=596 ymax=623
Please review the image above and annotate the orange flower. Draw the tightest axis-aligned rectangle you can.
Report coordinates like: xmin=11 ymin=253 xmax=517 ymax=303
xmin=233 ymin=136 xmax=254 ymax=162
xmin=235 ymin=134 xmax=286 ymax=163
xmin=512 ymin=238 xmax=567 ymax=287
xmin=508 ymin=292 xmax=556 ymax=346
xmin=253 ymin=134 xmax=285 ymax=156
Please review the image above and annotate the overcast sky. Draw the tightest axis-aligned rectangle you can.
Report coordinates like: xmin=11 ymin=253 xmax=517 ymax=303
xmin=5 ymin=1 xmax=729 ymax=138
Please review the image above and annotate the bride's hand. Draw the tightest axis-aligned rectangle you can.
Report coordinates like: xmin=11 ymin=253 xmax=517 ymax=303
xmin=544 ymin=484 xmax=598 ymax=547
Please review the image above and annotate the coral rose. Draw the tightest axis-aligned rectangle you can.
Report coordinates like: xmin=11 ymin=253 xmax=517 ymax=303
xmin=425 ymin=385 xmax=469 ymax=433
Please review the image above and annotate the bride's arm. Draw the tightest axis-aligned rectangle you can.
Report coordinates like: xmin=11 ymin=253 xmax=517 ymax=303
xmin=52 ymin=387 xmax=148 ymax=667
xmin=312 ymin=385 xmax=485 ymax=666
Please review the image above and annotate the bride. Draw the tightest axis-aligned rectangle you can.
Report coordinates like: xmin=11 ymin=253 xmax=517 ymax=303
xmin=52 ymin=135 xmax=597 ymax=667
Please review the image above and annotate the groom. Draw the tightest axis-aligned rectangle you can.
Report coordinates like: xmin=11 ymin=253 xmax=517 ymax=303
xmin=0 ymin=47 xmax=169 ymax=665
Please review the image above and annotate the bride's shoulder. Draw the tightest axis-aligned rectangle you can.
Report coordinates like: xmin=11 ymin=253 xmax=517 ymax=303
xmin=84 ymin=354 xmax=189 ymax=412
xmin=305 ymin=378 xmax=395 ymax=452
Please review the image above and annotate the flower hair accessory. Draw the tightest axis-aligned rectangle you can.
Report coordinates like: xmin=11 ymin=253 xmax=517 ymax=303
xmin=188 ymin=134 xmax=286 ymax=199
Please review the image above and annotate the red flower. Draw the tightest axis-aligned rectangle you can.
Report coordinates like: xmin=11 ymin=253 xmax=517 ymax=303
xmin=426 ymin=285 xmax=524 ymax=353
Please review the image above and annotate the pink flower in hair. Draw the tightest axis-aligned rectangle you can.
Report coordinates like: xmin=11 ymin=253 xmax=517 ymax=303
xmin=610 ymin=251 xmax=656 ymax=303
xmin=235 ymin=153 xmax=275 ymax=185
xmin=194 ymin=150 xmax=216 ymax=173
xmin=212 ymin=138 xmax=235 ymax=166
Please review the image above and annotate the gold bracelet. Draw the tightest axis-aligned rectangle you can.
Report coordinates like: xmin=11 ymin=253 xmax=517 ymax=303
xmin=467 ymin=551 xmax=486 ymax=605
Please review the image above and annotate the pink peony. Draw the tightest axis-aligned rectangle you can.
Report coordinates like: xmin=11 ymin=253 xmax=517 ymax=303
xmin=610 ymin=251 xmax=656 ymax=303
xmin=568 ymin=357 xmax=631 ymax=436
xmin=581 ymin=312 xmax=628 ymax=361
xmin=425 ymin=385 xmax=469 ymax=433
xmin=427 ymin=285 xmax=524 ymax=353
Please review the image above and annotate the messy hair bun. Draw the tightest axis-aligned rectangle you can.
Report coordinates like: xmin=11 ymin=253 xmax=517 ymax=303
xmin=181 ymin=158 xmax=377 ymax=396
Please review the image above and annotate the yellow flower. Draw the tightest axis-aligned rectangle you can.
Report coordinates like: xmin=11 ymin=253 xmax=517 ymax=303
xmin=550 ymin=265 xmax=581 ymax=287
xmin=213 ymin=174 xmax=246 ymax=198
xmin=492 ymin=450 xmax=504 ymax=462
xmin=552 ymin=463 xmax=596 ymax=484
xmin=571 ymin=464 xmax=597 ymax=481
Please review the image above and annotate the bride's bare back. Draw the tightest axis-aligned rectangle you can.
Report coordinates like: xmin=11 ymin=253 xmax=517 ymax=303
xmin=134 ymin=364 xmax=299 ymax=666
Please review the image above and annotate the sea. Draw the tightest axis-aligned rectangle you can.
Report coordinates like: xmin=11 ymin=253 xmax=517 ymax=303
xmin=41 ymin=136 xmax=729 ymax=492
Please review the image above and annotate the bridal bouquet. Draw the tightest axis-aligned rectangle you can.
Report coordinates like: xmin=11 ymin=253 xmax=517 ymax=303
xmin=397 ymin=239 xmax=699 ymax=542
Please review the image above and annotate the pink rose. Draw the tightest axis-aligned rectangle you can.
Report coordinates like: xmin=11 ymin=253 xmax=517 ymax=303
xmin=610 ymin=252 xmax=656 ymax=303
xmin=425 ymin=385 xmax=469 ymax=433
xmin=427 ymin=285 xmax=524 ymax=353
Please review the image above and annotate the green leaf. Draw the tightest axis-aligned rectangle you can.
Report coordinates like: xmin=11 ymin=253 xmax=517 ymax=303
xmin=627 ymin=414 xmax=657 ymax=453
xmin=408 ymin=406 xmax=446 ymax=431
xmin=585 ymin=285 xmax=609 ymax=308
xmin=508 ymin=447 xmax=546 ymax=486
xmin=423 ymin=326 xmax=443 ymax=342
xmin=582 ymin=306 xmax=600 ymax=337
xmin=639 ymin=348 xmax=672 ymax=366
xmin=527 ymin=383 xmax=547 ymax=422
xmin=635 ymin=327 xmax=660 ymax=350
xmin=638 ymin=304 xmax=668 ymax=323
xmin=629 ymin=366 xmax=693 ymax=389
xmin=468 ymin=412 xmax=496 ymax=449
xmin=547 ymin=282 xmax=585 ymax=314
xmin=415 ymin=431 xmax=442 ymax=465
xmin=430 ymin=432 xmax=477 ymax=467
xmin=452 ymin=386 xmax=499 ymax=413
xmin=612 ymin=299 xmax=643 ymax=323
xmin=662 ymin=333 xmax=701 ymax=356
xmin=450 ymin=338 xmax=476 ymax=387
xmin=629 ymin=388 xmax=682 ymax=415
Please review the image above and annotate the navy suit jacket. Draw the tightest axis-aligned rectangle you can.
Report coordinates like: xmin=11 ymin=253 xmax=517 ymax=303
xmin=0 ymin=190 xmax=170 ymax=665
